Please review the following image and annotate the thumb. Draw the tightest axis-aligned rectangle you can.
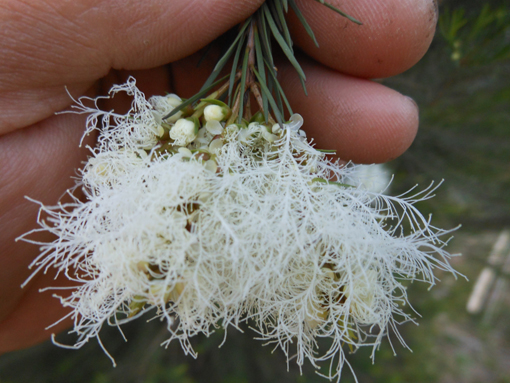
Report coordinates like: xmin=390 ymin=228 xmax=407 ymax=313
xmin=0 ymin=0 xmax=263 ymax=133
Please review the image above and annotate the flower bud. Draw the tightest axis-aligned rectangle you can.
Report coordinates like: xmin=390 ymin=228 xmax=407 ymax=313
xmin=250 ymin=111 xmax=266 ymax=124
xmin=165 ymin=94 xmax=182 ymax=108
xmin=170 ymin=118 xmax=198 ymax=146
xmin=150 ymin=94 xmax=183 ymax=123
xmin=163 ymin=95 xmax=183 ymax=123
xmin=204 ymin=105 xmax=230 ymax=122
xmin=155 ymin=124 xmax=165 ymax=137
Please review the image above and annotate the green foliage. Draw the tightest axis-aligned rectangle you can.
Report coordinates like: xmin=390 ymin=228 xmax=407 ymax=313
xmin=439 ymin=4 xmax=510 ymax=65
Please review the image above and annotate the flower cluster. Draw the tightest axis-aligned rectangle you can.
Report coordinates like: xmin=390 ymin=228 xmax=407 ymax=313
xmin=22 ymin=78 xmax=458 ymax=381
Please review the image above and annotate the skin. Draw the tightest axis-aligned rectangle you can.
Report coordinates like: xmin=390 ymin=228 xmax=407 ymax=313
xmin=0 ymin=0 xmax=438 ymax=353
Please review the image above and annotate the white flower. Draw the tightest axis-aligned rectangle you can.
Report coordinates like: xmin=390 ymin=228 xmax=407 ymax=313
xmin=20 ymin=77 xmax=459 ymax=381
xmin=170 ymin=118 xmax=197 ymax=146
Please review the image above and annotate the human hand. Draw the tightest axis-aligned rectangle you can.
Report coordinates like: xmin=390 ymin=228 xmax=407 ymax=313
xmin=0 ymin=0 xmax=437 ymax=353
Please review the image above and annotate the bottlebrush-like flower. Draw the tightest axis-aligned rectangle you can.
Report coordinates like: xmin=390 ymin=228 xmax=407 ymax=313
xmin=20 ymin=77 xmax=458 ymax=381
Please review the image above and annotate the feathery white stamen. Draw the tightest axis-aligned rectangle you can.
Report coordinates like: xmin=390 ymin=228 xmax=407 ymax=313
xmin=20 ymin=78 xmax=459 ymax=382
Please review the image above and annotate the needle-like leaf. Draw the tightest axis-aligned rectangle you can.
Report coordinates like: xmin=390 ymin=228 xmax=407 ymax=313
xmin=258 ymin=10 xmax=274 ymax=69
xmin=288 ymin=0 xmax=319 ymax=47
xmin=254 ymin=26 xmax=269 ymax=121
xmin=274 ymin=0 xmax=293 ymax=49
xmin=253 ymin=68 xmax=283 ymax=124
xmin=281 ymin=0 xmax=288 ymax=13
xmin=313 ymin=0 xmax=363 ymax=25
xmin=199 ymin=18 xmax=251 ymax=94
xmin=263 ymin=4 xmax=306 ymax=81
xmin=228 ymin=32 xmax=246 ymax=105
xmin=264 ymin=59 xmax=293 ymax=115
xmin=238 ymin=45 xmax=250 ymax=124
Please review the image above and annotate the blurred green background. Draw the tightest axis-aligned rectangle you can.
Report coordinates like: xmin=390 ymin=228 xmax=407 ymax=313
xmin=1 ymin=0 xmax=509 ymax=382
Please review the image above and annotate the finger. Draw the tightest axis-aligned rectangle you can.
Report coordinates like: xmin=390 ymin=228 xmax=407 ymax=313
xmin=0 ymin=113 xmax=92 ymax=341
xmin=287 ymin=0 xmax=438 ymax=78
xmin=0 ymin=269 xmax=74 ymax=354
xmin=279 ymin=57 xmax=418 ymax=163
xmin=0 ymin=0 xmax=264 ymax=133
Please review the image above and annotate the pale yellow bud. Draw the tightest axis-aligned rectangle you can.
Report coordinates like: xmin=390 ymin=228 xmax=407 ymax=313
xmin=204 ymin=105 xmax=228 ymax=122
xmin=170 ymin=118 xmax=197 ymax=146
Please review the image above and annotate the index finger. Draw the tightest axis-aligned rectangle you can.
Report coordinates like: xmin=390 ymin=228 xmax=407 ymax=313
xmin=288 ymin=0 xmax=438 ymax=78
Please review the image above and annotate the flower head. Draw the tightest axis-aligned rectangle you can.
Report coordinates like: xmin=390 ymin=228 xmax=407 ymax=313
xmin=21 ymin=78 xmax=459 ymax=381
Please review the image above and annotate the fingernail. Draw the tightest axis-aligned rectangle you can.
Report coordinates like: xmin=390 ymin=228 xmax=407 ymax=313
xmin=404 ymin=96 xmax=419 ymax=112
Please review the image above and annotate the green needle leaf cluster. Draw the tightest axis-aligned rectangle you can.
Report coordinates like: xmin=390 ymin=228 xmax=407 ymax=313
xmin=164 ymin=0 xmax=361 ymax=125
